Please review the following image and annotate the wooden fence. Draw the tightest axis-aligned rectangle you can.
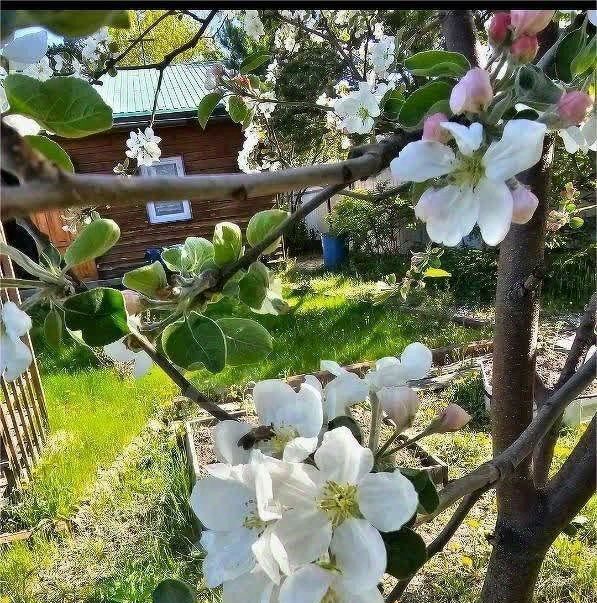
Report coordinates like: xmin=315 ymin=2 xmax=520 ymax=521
xmin=0 ymin=225 xmax=48 ymax=495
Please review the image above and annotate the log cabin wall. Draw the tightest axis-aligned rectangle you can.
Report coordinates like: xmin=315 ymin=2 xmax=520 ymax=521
xmin=55 ymin=119 xmax=275 ymax=280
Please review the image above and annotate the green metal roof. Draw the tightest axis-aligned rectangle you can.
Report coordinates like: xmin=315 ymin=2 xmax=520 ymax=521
xmin=97 ymin=62 xmax=220 ymax=120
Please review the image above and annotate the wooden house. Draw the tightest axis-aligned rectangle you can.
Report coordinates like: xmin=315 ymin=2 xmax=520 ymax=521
xmin=27 ymin=63 xmax=274 ymax=281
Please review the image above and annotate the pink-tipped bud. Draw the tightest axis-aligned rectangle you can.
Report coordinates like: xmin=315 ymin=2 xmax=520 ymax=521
xmin=422 ymin=112 xmax=452 ymax=143
xmin=510 ymin=35 xmax=538 ymax=64
xmin=510 ymin=10 xmax=555 ymax=38
xmin=557 ymin=91 xmax=593 ymax=127
xmin=511 ymin=185 xmax=539 ymax=224
xmin=431 ymin=403 xmax=471 ymax=433
xmin=378 ymin=386 xmax=420 ymax=433
xmin=489 ymin=12 xmax=511 ymax=46
xmin=449 ymin=68 xmax=493 ymax=115
xmin=122 ymin=289 xmax=143 ymax=316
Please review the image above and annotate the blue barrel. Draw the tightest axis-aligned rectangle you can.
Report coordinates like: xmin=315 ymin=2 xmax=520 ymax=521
xmin=321 ymin=234 xmax=347 ymax=269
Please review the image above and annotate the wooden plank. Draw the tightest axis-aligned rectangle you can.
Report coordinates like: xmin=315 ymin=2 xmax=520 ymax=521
xmin=7 ymin=380 xmax=38 ymax=465
xmin=15 ymin=376 xmax=44 ymax=455
xmin=0 ymin=380 xmax=31 ymax=474
xmin=0 ymin=399 xmax=21 ymax=490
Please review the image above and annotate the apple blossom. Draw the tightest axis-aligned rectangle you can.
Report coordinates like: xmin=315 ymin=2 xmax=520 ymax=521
xmin=558 ymin=112 xmax=597 ymax=154
xmin=391 ymin=120 xmax=547 ymax=245
xmin=450 ymin=68 xmax=493 ymax=115
xmin=377 ymin=386 xmax=420 ymax=432
xmin=370 ymin=35 xmax=395 ymax=77
xmin=488 ymin=12 xmax=511 ymax=46
xmin=557 ymin=91 xmax=593 ymax=127
xmin=422 ymin=112 xmax=452 ymax=143
xmin=430 ymin=403 xmax=471 ymax=433
xmin=24 ymin=56 xmax=53 ymax=82
xmin=510 ymin=35 xmax=538 ymax=64
xmin=103 ymin=337 xmax=152 ymax=378
xmin=510 ymin=184 xmax=539 ymax=225
xmin=510 ymin=10 xmax=555 ymax=38
xmin=1 ymin=29 xmax=48 ymax=67
xmin=333 ymin=82 xmax=381 ymax=134
xmin=214 ymin=379 xmax=323 ymax=463
xmin=125 ymin=127 xmax=162 ymax=166
xmin=0 ymin=301 xmax=33 ymax=382
xmin=319 ymin=360 xmax=369 ymax=420
xmin=267 ymin=427 xmax=418 ymax=583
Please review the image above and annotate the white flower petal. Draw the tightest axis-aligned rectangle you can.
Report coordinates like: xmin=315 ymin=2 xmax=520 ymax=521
xmin=483 ymin=119 xmax=547 ymax=182
xmin=1 ymin=301 xmax=32 ymax=339
xmin=1 ymin=336 xmax=32 ymax=382
xmin=279 ymin=564 xmax=334 ymax=603
xmin=3 ymin=114 xmax=43 ymax=136
xmin=323 ymin=373 xmax=369 ymax=420
xmin=475 ymin=178 xmax=514 ymax=246
xmin=270 ymin=507 xmax=332 ymax=574
xmin=321 ymin=359 xmax=346 ymax=376
xmin=331 ymin=518 xmax=386 ymax=593
xmin=581 ymin=113 xmax=597 ymax=149
xmin=315 ymin=426 xmax=373 ymax=483
xmin=2 ymin=30 xmax=48 ymax=66
xmin=400 ymin=342 xmax=432 ymax=380
xmin=201 ymin=527 xmax=256 ymax=587
xmin=357 ymin=471 xmax=419 ymax=532
xmin=440 ymin=122 xmax=483 ymax=156
xmin=337 ymin=586 xmax=385 ymax=602
xmin=390 ymin=141 xmax=456 ymax=183
xmin=269 ymin=461 xmax=322 ymax=509
xmin=213 ymin=420 xmax=252 ymax=465
xmin=252 ymin=527 xmax=281 ymax=585
xmin=293 ymin=382 xmax=324 ymax=437
xmin=282 ymin=436 xmax=318 ymax=462
xmin=253 ymin=460 xmax=282 ymax=522
xmin=253 ymin=380 xmax=297 ymax=426
xmin=375 ymin=356 xmax=401 ymax=371
xmin=222 ymin=569 xmax=276 ymax=603
xmin=303 ymin=374 xmax=323 ymax=396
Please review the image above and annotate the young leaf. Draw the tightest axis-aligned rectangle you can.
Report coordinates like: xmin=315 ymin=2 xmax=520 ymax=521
xmin=122 ymin=261 xmax=168 ymax=298
xmin=197 ymin=91 xmax=223 ymax=129
xmin=161 ymin=245 xmax=186 ymax=273
xmin=555 ymin=29 xmax=587 ymax=83
xmin=246 ymin=209 xmax=289 ymax=254
xmin=515 ymin=65 xmax=563 ymax=109
xmin=569 ymin=216 xmax=584 ymax=229
xmin=217 ymin=318 xmax=273 ymax=365
xmin=184 ymin=237 xmax=214 ymax=272
xmin=161 ymin=312 xmax=226 ymax=373
xmin=64 ymin=218 xmax=120 ymax=267
xmin=404 ymin=50 xmax=470 ymax=78
xmin=238 ymin=262 xmax=269 ymax=309
xmin=398 ymin=80 xmax=453 ymax=128
xmin=44 ymin=307 xmax=63 ymax=349
xmin=400 ymin=467 xmax=440 ymax=514
xmin=63 ymin=288 xmax=129 ymax=346
xmin=571 ymin=35 xmax=597 ymax=76
xmin=423 ymin=267 xmax=451 ymax=278
xmin=20 ymin=10 xmax=130 ymax=37
xmin=4 ymin=74 xmax=113 ymax=138
xmin=227 ymin=95 xmax=249 ymax=124
xmin=23 ymin=135 xmax=74 ymax=172
xmin=152 ymin=579 xmax=195 ymax=603
xmin=213 ymin=222 xmax=242 ymax=267
xmin=240 ymin=50 xmax=272 ymax=74
xmin=383 ymin=527 xmax=427 ymax=579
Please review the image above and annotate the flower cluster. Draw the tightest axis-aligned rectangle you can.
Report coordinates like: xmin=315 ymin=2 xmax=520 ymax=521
xmin=190 ymin=343 xmax=439 ymax=601
xmin=125 ymin=127 xmax=162 ymax=167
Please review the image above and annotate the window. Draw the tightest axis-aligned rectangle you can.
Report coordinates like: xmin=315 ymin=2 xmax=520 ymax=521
xmin=141 ymin=156 xmax=192 ymax=224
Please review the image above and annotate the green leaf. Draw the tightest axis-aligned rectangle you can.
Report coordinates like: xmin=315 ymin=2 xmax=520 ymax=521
xmin=184 ymin=237 xmax=215 ymax=272
xmin=515 ymin=65 xmax=563 ymax=110
xmin=399 ymin=80 xmax=454 ymax=128
xmin=44 ymin=307 xmax=63 ymax=349
xmin=4 ymin=74 xmax=113 ymax=138
xmin=556 ymin=29 xmax=587 ymax=83
xmin=197 ymin=92 xmax=223 ymax=129
xmin=216 ymin=318 xmax=273 ymax=366
xmin=213 ymin=222 xmax=242 ymax=267
xmin=240 ymin=51 xmax=272 ymax=74
xmin=64 ymin=218 xmax=120 ymax=267
xmin=423 ymin=267 xmax=451 ymax=278
xmin=122 ymin=261 xmax=168 ymax=298
xmin=152 ymin=579 xmax=195 ymax=603
xmin=383 ymin=97 xmax=405 ymax=121
xmin=23 ymin=135 xmax=73 ymax=172
xmin=400 ymin=467 xmax=440 ymax=514
xmin=569 ymin=216 xmax=584 ymax=229
xmin=20 ymin=10 xmax=130 ymax=37
xmin=238 ymin=262 xmax=269 ymax=309
xmin=228 ymin=96 xmax=249 ymax=124
xmin=383 ymin=527 xmax=427 ymax=579
xmin=63 ymin=288 xmax=129 ymax=346
xmin=404 ymin=50 xmax=470 ymax=78
xmin=161 ymin=245 xmax=185 ymax=273
xmin=161 ymin=312 xmax=226 ymax=373
xmin=246 ymin=209 xmax=289 ymax=254
xmin=571 ymin=35 xmax=597 ymax=76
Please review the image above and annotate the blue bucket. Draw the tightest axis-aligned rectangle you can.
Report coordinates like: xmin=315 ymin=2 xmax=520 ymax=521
xmin=321 ymin=234 xmax=347 ymax=269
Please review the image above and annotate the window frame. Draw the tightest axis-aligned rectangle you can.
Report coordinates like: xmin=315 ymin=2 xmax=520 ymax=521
xmin=141 ymin=156 xmax=192 ymax=224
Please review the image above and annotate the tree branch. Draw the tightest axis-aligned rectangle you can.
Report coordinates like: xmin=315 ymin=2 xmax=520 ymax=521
xmin=440 ymin=10 xmax=479 ymax=66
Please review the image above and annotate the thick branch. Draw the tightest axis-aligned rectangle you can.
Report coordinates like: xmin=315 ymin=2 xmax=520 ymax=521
xmin=440 ymin=10 xmax=479 ymax=66
xmin=2 ymin=135 xmax=407 ymax=218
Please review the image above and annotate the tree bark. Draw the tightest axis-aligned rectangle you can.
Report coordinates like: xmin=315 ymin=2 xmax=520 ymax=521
xmin=440 ymin=10 xmax=480 ymax=66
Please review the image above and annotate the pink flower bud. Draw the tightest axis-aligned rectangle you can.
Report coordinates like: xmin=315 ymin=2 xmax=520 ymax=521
xmin=557 ymin=91 xmax=593 ymax=127
xmin=511 ymin=185 xmax=539 ymax=224
xmin=510 ymin=10 xmax=555 ymax=38
xmin=378 ymin=386 xmax=420 ymax=433
xmin=431 ymin=403 xmax=471 ymax=433
xmin=422 ymin=112 xmax=452 ymax=143
xmin=489 ymin=12 xmax=511 ymax=46
xmin=122 ymin=289 xmax=143 ymax=315
xmin=510 ymin=35 xmax=538 ymax=64
xmin=449 ymin=68 xmax=493 ymax=115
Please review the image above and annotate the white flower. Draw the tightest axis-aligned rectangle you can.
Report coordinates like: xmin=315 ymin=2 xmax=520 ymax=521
xmin=391 ymin=120 xmax=547 ymax=246
xmin=244 ymin=10 xmax=265 ymax=41
xmin=215 ymin=380 xmax=323 ymax=464
xmin=190 ymin=451 xmax=281 ymax=588
xmin=24 ymin=56 xmax=53 ymax=82
xmin=373 ymin=22 xmax=385 ymax=40
xmin=125 ymin=127 xmax=162 ymax=166
xmin=319 ymin=361 xmax=369 ymax=420
xmin=0 ymin=301 xmax=33 ymax=382
xmin=333 ymin=80 xmax=351 ymax=96
xmin=370 ymin=35 xmax=395 ymax=77
xmin=1 ymin=30 xmax=48 ymax=67
xmin=267 ymin=427 xmax=418 ymax=587
xmin=53 ymin=54 xmax=64 ymax=72
xmin=70 ymin=58 xmax=84 ymax=79
xmin=2 ymin=114 xmax=42 ymax=136
xmin=82 ymin=38 xmax=99 ymax=61
xmin=365 ymin=342 xmax=432 ymax=392
xmin=279 ymin=562 xmax=384 ymax=603
xmin=265 ymin=59 xmax=279 ymax=84
xmin=558 ymin=113 xmax=597 ymax=154
xmin=334 ymin=82 xmax=381 ymax=134
xmin=340 ymin=135 xmax=351 ymax=150
xmin=103 ymin=337 xmax=152 ymax=378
